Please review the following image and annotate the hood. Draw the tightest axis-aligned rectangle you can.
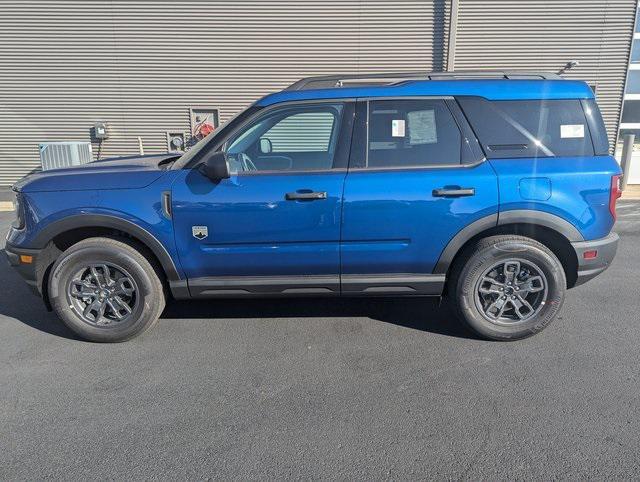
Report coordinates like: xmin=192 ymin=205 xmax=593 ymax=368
xmin=14 ymin=153 xmax=181 ymax=193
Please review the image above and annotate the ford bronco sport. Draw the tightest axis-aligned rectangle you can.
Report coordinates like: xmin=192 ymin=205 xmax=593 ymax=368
xmin=6 ymin=71 xmax=621 ymax=342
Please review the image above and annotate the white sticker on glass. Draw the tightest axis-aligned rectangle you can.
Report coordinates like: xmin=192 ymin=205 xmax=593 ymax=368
xmin=391 ymin=119 xmax=405 ymax=137
xmin=560 ymin=124 xmax=585 ymax=139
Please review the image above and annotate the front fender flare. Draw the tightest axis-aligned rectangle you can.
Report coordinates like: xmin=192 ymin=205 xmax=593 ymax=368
xmin=31 ymin=213 xmax=181 ymax=281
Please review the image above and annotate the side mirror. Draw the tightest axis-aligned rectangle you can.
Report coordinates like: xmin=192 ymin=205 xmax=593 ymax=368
xmin=259 ymin=137 xmax=273 ymax=154
xmin=200 ymin=151 xmax=230 ymax=181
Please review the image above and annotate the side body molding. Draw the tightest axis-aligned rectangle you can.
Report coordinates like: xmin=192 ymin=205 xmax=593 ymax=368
xmin=433 ymin=210 xmax=584 ymax=275
xmin=31 ymin=214 xmax=181 ymax=281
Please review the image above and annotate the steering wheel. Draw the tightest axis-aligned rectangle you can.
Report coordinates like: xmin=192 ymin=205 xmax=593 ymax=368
xmin=239 ymin=153 xmax=257 ymax=172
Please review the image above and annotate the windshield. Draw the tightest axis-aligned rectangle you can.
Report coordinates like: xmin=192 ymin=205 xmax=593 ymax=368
xmin=172 ymin=104 xmax=262 ymax=169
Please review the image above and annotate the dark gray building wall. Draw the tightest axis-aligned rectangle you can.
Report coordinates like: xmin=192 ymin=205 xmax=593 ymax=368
xmin=0 ymin=0 xmax=634 ymax=185
xmin=452 ymin=0 xmax=637 ymax=148
xmin=0 ymin=0 xmax=449 ymax=185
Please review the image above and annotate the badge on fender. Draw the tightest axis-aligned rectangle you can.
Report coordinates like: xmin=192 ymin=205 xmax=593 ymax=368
xmin=192 ymin=226 xmax=208 ymax=240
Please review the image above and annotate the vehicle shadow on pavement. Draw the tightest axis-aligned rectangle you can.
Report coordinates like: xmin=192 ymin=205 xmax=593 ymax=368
xmin=0 ymin=249 xmax=476 ymax=340
xmin=0 ymin=249 xmax=80 ymax=340
xmin=163 ymin=296 xmax=478 ymax=339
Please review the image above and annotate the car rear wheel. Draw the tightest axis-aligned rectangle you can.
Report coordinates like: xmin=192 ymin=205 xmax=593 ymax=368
xmin=449 ymin=235 xmax=566 ymax=340
xmin=48 ymin=237 xmax=165 ymax=342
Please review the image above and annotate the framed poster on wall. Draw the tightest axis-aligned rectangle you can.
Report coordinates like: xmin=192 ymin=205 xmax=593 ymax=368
xmin=189 ymin=107 xmax=219 ymax=147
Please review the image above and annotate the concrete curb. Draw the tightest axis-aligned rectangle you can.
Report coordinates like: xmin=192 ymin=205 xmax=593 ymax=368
xmin=622 ymin=185 xmax=640 ymax=200
xmin=0 ymin=201 xmax=14 ymax=211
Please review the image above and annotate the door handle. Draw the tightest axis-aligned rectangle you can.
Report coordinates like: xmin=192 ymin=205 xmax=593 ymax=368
xmin=432 ymin=187 xmax=476 ymax=198
xmin=285 ymin=190 xmax=328 ymax=201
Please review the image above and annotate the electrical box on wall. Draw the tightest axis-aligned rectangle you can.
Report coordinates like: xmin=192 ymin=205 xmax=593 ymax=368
xmin=166 ymin=132 xmax=185 ymax=152
xmin=92 ymin=121 xmax=109 ymax=140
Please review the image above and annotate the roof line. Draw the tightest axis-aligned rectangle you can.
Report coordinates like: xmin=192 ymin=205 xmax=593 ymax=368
xmin=286 ymin=71 xmax=563 ymax=91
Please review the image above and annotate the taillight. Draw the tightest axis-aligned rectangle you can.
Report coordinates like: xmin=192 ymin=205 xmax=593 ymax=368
xmin=609 ymin=174 xmax=622 ymax=221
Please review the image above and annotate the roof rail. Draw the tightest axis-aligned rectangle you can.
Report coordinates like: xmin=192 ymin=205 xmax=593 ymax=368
xmin=286 ymin=71 xmax=562 ymax=90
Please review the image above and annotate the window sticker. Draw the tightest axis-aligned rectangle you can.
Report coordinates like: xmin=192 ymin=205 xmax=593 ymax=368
xmin=391 ymin=119 xmax=406 ymax=137
xmin=408 ymin=109 xmax=437 ymax=144
xmin=560 ymin=124 xmax=585 ymax=139
xmin=369 ymin=141 xmax=397 ymax=150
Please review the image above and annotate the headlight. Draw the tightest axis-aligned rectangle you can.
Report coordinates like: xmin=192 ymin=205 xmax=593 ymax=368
xmin=12 ymin=193 xmax=25 ymax=230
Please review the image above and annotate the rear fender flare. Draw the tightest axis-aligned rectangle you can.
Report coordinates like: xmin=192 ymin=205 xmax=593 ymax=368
xmin=433 ymin=210 xmax=583 ymax=274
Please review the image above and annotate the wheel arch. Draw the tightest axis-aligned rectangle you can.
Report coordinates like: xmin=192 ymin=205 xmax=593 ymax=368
xmin=435 ymin=211 xmax=581 ymax=289
xmin=33 ymin=215 xmax=181 ymax=296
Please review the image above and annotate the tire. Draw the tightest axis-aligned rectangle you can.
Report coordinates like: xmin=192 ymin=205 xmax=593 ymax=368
xmin=449 ymin=235 xmax=566 ymax=341
xmin=48 ymin=237 xmax=165 ymax=342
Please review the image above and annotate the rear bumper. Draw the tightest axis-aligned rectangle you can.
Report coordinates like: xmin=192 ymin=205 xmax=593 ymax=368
xmin=571 ymin=232 xmax=619 ymax=287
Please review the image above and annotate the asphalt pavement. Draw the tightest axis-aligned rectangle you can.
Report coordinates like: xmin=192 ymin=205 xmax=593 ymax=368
xmin=1 ymin=204 xmax=639 ymax=480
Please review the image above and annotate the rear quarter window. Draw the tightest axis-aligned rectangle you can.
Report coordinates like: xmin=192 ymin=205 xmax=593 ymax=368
xmin=581 ymin=98 xmax=609 ymax=155
xmin=457 ymin=97 xmax=596 ymax=158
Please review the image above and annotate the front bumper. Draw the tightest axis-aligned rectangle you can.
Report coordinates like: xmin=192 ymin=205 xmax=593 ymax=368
xmin=5 ymin=242 xmax=41 ymax=295
xmin=571 ymin=232 xmax=619 ymax=287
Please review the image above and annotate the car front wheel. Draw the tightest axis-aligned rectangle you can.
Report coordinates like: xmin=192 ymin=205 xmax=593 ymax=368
xmin=48 ymin=237 xmax=165 ymax=342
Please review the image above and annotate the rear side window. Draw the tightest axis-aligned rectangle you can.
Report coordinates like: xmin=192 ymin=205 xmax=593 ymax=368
xmin=457 ymin=97 xmax=595 ymax=158
xmin=362 ymin=99 xmax=462 ymax=168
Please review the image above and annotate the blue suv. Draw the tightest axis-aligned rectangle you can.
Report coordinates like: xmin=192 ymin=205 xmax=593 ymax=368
xmin=6 ymin=71 xmax=621 ymax=342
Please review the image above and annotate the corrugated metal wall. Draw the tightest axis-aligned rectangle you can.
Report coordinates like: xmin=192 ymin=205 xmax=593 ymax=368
xmin=0 ymin=0 xmax=449 ymax=185
xmin=453 ymin=0 xmax=637 ymax=149
xmin=0 ymin=0 xmax=635 ymax=185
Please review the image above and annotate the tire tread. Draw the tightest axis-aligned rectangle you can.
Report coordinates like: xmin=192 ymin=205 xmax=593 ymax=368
xmin=448 ymin=234 xmax=566 ymax=341
xmin=49 ymin=236 xmax=165 ymax=342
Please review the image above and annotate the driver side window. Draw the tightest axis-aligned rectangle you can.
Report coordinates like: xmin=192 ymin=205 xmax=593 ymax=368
xmin=226 ymin=103 xmax=343 ymax=173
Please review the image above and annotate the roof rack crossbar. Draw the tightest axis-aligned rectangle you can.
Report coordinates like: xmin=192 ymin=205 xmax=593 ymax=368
xmin=286 ymin=70 xmax=562 ymax=90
